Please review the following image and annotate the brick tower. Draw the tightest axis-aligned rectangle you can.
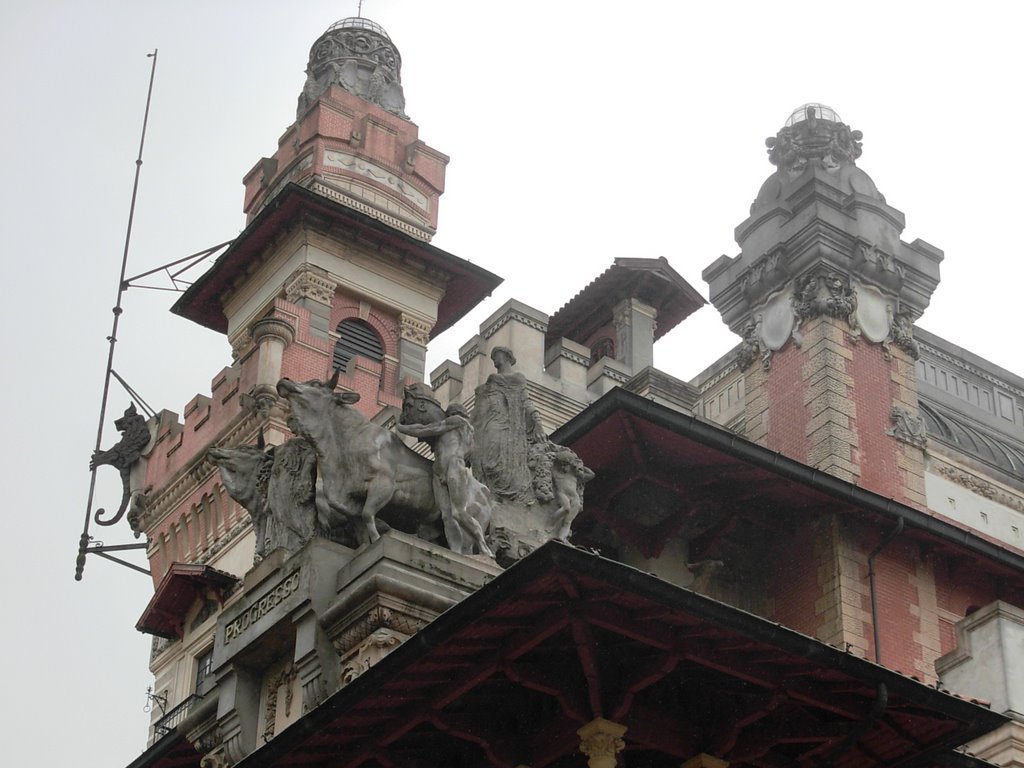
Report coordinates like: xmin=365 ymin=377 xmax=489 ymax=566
xmin=702 ymin=105 xmax=946 ymax=664
xmin=135 ymin=15 xmax=499 ymax=611
xmin=704 ymin=103 xmax=942 ymax=507
xmin=171 ymin=17 xmax=499 ymax=422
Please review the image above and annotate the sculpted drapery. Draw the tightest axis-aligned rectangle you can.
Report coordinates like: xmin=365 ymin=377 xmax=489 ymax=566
xmin=472 ymin=347 xmax=544 ymax=504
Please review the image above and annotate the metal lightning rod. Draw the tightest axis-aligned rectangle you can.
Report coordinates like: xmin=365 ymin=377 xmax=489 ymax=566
xmin=75 ymin=49 xmax=158 ymax=581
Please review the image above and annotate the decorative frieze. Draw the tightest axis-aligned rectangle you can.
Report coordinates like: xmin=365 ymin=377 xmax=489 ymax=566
xmin=399 ymin=313 xmax=432 ymax=346
xmin=284 ymin=266 xmax=336 ymax=306
xmin=935 ymin=464 xmax=1024 ymax=514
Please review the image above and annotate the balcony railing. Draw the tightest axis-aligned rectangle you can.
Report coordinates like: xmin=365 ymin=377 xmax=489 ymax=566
xmin=154 ymin=694 xmax=203 ymax=737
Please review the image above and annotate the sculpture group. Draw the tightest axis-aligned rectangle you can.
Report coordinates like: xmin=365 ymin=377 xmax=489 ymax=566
xmin=209 ymin=349 xmax=594 ymax=565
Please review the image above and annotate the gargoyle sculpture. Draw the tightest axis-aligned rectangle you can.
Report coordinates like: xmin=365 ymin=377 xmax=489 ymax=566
xmin=90 ymin=403 xmax=151 ymax=526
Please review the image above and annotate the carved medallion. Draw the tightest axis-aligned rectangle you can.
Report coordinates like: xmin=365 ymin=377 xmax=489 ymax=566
xmin=854 ymin=281 xmax=895 ymax=343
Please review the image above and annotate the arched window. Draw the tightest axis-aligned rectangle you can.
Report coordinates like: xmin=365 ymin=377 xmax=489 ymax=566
xmin=590 ymin=336 xmax=615 ymax=365
xmin=333 ymin=318 xmax=384 ymax=372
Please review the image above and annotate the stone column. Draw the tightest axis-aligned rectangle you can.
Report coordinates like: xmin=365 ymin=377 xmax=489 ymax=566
xmin=577 ymin=718 xmax=627 ymax=768
xmin=612 ymin=298 xmax=657 ymax=374
xmin=398 ymin=312 xmax=433 ymax=387
xmin=250 ymin=317 xmax=295 ymax=409
xmin=284 ymin=265 xmax=337 ymax=339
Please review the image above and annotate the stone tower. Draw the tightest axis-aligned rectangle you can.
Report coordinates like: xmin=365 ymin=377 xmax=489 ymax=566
xmin=704 ymin=104 xmax=942 ymax=507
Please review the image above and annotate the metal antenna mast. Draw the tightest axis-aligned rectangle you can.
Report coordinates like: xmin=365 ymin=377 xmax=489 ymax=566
xmin=75 ymin=50 xmax=159 ymax=581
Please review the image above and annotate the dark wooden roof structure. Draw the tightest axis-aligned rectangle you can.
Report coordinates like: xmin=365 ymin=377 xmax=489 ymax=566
xmin=545 ymin=257 xmax=706 ymax=347
xmin=172 ymin=183 xmax=503 ymax=339
xmin=554 ymin=388 xmax=1024 ymax=578
xmin=214 ymin=543 xmax=1003 ymax=768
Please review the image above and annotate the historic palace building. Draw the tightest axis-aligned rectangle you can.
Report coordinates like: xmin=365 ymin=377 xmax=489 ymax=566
xmin=105 ymin=16 xmax=1022 ymax=768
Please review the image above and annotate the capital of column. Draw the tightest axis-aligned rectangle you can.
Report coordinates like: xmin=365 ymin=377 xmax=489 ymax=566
xmin=284 ymin=265 xmax=337 ymax=306
xmin=250 ymin=317 xmax=296 ymax=347
xmin=681 ymin=753 xmax=729 ymax=768
xmin=399 ymin=313 xmax=433 ymax=346
xmin=577 ymin=718 xmax=627 ymax=768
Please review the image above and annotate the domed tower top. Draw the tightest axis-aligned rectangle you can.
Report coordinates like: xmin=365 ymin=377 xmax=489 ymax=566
xmin=296 ymin=16 xmax=408 ymax=119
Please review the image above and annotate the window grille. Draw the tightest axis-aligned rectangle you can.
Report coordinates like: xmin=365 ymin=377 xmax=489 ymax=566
xmin=333 ymin=318 xmax=384 ymax=372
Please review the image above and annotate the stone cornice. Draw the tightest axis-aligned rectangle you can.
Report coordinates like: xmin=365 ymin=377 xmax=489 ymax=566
xmin=480 ymin=303 xmax=549 ymax=340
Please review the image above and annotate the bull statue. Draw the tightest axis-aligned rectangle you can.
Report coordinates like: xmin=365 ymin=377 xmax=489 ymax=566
xmin=277 ymin=373 xmax=441 ymax=546
xmin=209 ymin=432 xmax=334 ymax=562
xmin=208 ymin=440 xmax=274 ymax=563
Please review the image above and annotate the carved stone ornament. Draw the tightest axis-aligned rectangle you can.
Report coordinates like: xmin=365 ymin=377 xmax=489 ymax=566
xmin=887 ymin=405 xmax=927 ymax=448
xmin=753 ymin=103 xmax=882 ymax=210
xmin=229 ymin=329 xmax=253 ymax=361
xmin=767 ymin=104 xmax=863 ymax=171
xmin=199 ymin=754 xmax=231 ymax=768
xmin=284 ymin=267 xmax=336 ymax=307
xmin=340 ymin=628 xmax=403 ymax=685
xmin=936 ymin=464 xmax=1024 ymax=514
xmin=791 ymin=271 xmax=858 ymax=344
xmin=332 ymin=605 xmax=427 ymax=656
xmin=399 ymin=313 xmax=432 ymax=346
xmin=296 ymin=18 xmax=407 ymax=119
xmin=262 ymin=662 xmax=297 ymax=742
xmin=883 ymin=308 xmax=921 ymax=360
xmin=577 ymin=718 xmax=627 ymax=768
xmin=735 ymin=317 xmax=761 ymax=371
xmin=90 ymin=403 xmax=152 ymax=527
xmin=854 ymin=243 xmax=905 ymax=292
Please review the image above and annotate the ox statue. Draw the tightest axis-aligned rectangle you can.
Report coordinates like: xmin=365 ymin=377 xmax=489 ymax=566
xmin=209 ymin=433 xmax=335 ymax=562
xmin=208 ymin=442 xmax=274 ymax=563
xmin=277 ymin=374 xmax=441 ymax=546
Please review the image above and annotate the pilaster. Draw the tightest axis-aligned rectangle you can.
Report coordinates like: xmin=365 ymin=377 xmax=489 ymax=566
xmin=612 ymin=297 xmax=657 ymax=373
xmin=398 ymin=312 xmax=432 ymax=387
xmin=284 ymin=264 xmax=337 ymax=339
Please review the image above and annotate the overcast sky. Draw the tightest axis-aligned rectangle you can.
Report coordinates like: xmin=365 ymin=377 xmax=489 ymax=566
xmin=1 ymin=2 xmax=1022 ymax=767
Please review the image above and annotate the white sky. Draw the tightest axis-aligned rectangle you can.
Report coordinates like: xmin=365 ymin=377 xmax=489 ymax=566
xmin=1 ymin=2 xmax=1021 ymax=766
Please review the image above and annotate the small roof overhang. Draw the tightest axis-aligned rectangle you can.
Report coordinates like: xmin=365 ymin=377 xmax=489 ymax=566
xmin=232 ymin=543 xmax=1005 ymax=768
xmin=546 ymin=257 xmax=706 ymax=347
xmin=172 ymin=183 xmax=503 ymax=339
xmin=136 ymin=563 xmax=238 ymax=640
xmin=553 ymin=388 xmax=1024 ymax=578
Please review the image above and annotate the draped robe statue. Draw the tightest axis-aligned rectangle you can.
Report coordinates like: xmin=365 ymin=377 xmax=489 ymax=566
xmin=471 ymin=347 xmax=545 ymax=505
